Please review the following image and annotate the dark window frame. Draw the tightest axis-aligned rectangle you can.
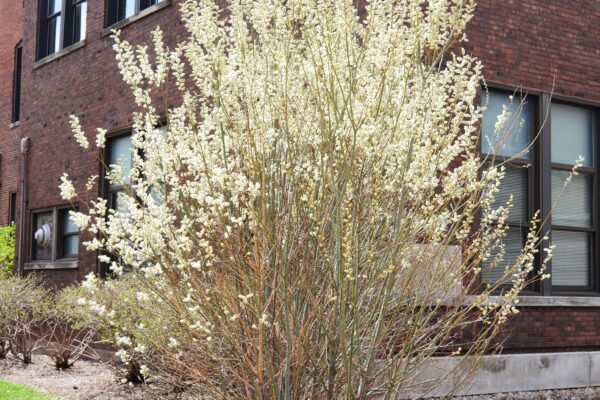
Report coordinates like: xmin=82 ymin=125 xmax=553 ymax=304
xmin=12 ymin=43 xmax=22 ymax=123
xmin=480 ymin=87 xmax=540 ymax=295
xmin=105 ymin=0 xmax=162 ymax=27
xmin=8 ymin=192 xmax=17 ymax=226
xmin=104 ymin=130 xmax=134 ymax=212
xmin=30 ymin=206 xmax=80 ymax=262
xmin=548 ymin=100 xmax=599 ymax=294
xmin=481 ymin=85 xmax=600 ymax=296
xmin=37 ymin=0 xmax=87 ymax=60
xmin=99 ymin=129 xmax=134 ymax=277
xmin=58 ymin=208 xmax=80 ymax=259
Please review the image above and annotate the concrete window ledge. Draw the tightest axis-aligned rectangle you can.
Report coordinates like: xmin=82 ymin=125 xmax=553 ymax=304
xmin=33 ymin=40 xmax=87 ymax=70
xmin=102 ymin=0 xmax=171 ymax=37
xmin=9 ymin=121 xmax=20 ymax=129
xmin=24 ymin=260 xmax=78 ymax=270
xmin=465 ymin=295 xmax=600 ymax=307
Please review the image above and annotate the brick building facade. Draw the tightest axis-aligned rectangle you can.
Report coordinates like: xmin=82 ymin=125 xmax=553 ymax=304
xmin=15 ymin=0 xmax=186 ymax=286
xmin=0 ymin=0 xmax=23 ymax=229
xmin=2 ymin=0 xmax=600 ymax=393
xmin=468 ymin=0 xmax=600 ymax=354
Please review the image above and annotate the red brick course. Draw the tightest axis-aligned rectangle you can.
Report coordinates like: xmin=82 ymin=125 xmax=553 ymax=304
xmin=469 ymin=0 xmax=600 ymax=100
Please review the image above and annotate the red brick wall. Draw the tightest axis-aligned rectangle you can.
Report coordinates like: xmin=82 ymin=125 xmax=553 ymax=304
xmin=469 ymin=0 xmax=600 ymax=100
xmin=0 ymin=0 xmax=23 ymax=228
xmin=499 ymin=307 xmax=600 ymax=353
xmin=466 ymin=0 xmax=600 ymax=353
xmin=19 ymin=0 xmax=187 ymax=286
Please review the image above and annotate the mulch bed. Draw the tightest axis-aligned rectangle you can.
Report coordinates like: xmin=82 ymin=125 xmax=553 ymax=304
xmin=0 ymin=354 xmax=186 ymax=400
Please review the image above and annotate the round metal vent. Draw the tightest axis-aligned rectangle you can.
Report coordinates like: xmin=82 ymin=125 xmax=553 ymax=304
xmin=34 ymin=224 xmax=52 ymax=248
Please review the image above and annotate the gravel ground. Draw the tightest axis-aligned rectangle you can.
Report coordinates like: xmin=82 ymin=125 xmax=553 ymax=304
xmin=2 ymin=355 xmax=600 ymax=400
xmin=455 ymin=387 xmax=600 ymax=400
xmin=0 ymin=354 xmax=187 ymax=400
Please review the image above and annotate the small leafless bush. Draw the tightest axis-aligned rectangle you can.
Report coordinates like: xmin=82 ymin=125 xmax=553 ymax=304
xmin=46 ymin=285 xmax=97 ymax=370
xmin=0 ymin=275 xmax=51 ymax=364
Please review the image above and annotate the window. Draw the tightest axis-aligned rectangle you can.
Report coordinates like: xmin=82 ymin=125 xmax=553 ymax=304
xmin=12 ymin=43 xmax=22 ymax=123
xmin=31 ymin=207 xmax=79 ymax=262
xmin=481 ymin=90 xmax=534 ymax=285
xmin=38 ymin=0 xmax=87 ymax=60
xmin=8 ymin=192 xmax=17 ymax=225
xmin=59 ymin=209 xmax=79 ymax=258
xmin=106 ymin=133 xmax=133 ymax=213
xmin=106 ymin=0 xmax=163 ymax=27
xmin=104 ymin=126 xmax=167 ymax=211
xmin=32 ymin=210 xmax=54 ymax=261
xmin=550 ymin=103 xmax=595 ymax=289
xmin=481 ymin=89 xmax=599 ymax=295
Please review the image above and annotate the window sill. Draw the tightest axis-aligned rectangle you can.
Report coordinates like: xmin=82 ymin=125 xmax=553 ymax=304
xmin=465 ymin=295 xmax=600 ymax=307
xmin=24 ymin=260 xmax=78 ymax=270
xmin=102 ymin=0 xmax=171 ymax=37
xmin=9 ymin=121 xmax=19 ymax=129
xmin=34 ymin=40 xmax=86 ymax=70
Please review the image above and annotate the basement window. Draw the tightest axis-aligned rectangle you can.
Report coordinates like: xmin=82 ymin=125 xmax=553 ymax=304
xmin=106 ymin=0 xmax=165 ymax=27
xmin=31 ymin=207 xmax=80 ymax=262
xmin=37 ymin=0 xmax=88 ymax=60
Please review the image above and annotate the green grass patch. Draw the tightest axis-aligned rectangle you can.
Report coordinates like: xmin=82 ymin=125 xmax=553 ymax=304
xmin=0 ymin=381 xmax=53 ymax=400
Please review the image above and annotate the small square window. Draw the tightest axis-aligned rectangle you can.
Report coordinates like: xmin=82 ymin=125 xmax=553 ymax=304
xmin=31 ymin=207 xmax=80 ymax=263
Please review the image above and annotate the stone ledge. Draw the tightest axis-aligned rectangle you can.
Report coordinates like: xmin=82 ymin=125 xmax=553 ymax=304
xmin=33 ymin=40 xmax=87 ymax=70
xmin=465 ymin=295 xmax=600 ymax=307
xmin=24 ymin=260 xmax=78 ymax=270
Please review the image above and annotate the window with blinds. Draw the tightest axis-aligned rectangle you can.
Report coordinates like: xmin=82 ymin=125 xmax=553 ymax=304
xmin=480 ymin=90 xmax=534 ymax=285
xmin=550 ymin=103 xmax=595 ymax=289
xmin=480 ymin=88 xmax=600 ymax=295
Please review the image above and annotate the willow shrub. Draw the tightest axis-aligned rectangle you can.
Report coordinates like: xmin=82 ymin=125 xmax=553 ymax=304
xmin=61 ymin=0 xmax=559 ymax=398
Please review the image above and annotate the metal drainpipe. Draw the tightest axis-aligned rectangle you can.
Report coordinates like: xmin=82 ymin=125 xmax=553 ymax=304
xmin=17 ymin=137 xmax=30 ymax=276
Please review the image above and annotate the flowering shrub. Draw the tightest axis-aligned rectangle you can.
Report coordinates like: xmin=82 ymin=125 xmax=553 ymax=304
xmin=74 ymin=274 xmax=185 ymax=383
xmin=0 ymin=224 xmax=16 ymax=277
xmin=61 ymin=0 xmax=559 ymax=397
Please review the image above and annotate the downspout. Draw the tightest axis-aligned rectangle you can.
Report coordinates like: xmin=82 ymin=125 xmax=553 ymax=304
xmin=17 ymin=137 xmax=30 ymax=276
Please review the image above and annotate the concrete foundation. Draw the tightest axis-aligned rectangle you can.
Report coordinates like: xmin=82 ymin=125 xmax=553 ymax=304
xmin=408 ymin=351 xmax=600 ymax=398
